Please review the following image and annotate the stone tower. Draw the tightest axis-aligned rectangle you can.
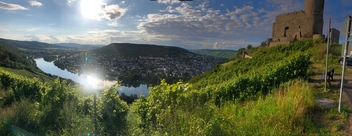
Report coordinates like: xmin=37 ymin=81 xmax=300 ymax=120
xmin=305 ymin=0 xmax=325 ymax=36
xmin=268 ymin=0 xmax=325 ymax=46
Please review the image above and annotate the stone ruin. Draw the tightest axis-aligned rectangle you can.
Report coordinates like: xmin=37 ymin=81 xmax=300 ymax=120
xmin=265 ymin=0 xmax=327 ymax=46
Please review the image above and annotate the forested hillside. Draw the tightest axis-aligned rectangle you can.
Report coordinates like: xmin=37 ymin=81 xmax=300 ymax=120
xmin=0 ymin=40 xmax=74 ymax=84
xmin=0 ymin=41 xmax=34 ymax=69
xmin=0 ymin=38 xmax=67 ymax=50
xmin=0 ymin=39 xmax=346 ymax=135
xmin=92 ymin=43 xmax=194 ymax=57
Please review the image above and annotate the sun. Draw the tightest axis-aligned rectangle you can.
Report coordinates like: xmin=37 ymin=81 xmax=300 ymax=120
xmin=80 ymin=0 xmax=103 ymax=19
xmin=87 ymin=75 xmax=98 ymax=86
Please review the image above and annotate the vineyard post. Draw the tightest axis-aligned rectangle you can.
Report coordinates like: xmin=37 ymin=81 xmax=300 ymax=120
xmin=94 ymin=93 xmax=97 ymax=136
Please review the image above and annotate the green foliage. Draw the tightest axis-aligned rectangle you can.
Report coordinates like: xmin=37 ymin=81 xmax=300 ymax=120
xmin=0 ymin=39 xmax=331 ymax=135
xmin=128 ymin=79 xmax=316 ymax=135
xmin=99 ymin=83 xmax=129 ymax=135
xmin=0 ymin=69 xmax=128 ymax=135
xmin=211 ymin=52 xmax=312 ymax=106
xmin=0 ymin=41 xmax=35 ymax=70
xmin=128 ymin=40 xmax=318 ymax=135
xmin=247 ymin=44 xmax=252 ymax=49
xmin=190 ymin=40 xmax=314 ymax=91
xmin=128 ymin=80 xmax=192 ymax=135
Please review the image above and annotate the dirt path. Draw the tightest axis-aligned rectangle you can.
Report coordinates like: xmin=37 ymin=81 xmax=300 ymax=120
xmin=328 ymin=74 xmax=352 ymax=134
xmin=311 ymin=69 xmax=352 ymax=134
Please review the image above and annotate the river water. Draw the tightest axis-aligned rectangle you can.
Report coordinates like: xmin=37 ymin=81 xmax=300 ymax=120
xmin=34 ymin=58 xmax=149 ymax=97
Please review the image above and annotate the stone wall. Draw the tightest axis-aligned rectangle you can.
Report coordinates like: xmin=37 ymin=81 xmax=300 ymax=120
xmin=268 ymin=0 xmax=325 ymax=46
xmin=272 ymin=11 xmax=310 ymax=42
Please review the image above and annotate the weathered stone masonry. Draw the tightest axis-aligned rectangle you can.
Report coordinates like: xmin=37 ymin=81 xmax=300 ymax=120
xmin=267 ymin=0 xmax=325 ymax=46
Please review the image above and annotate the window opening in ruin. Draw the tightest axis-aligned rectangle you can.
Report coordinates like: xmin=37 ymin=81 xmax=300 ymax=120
xmin=284 ymin=27 xmax=289 ymax=37
xmin=299 ymin=26 xmax=300 ymax=28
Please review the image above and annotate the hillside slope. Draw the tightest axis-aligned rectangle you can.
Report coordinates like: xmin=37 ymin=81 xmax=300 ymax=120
xmin=0 ymin=38 xmax=70 ymax=50
xmin=127 ymin=40 xmax=335 ymax=135
xmin=1 ymin=39 xmax=348 ymax=135
xmin=56 ymin=43 xmax=104 ymax=50
xmin=92 ymin=43 xmax=193 ymax=57
xmin=0 ymin=41 xmax=35 ymax=69
xmin=0 ymin=40 xmax=63 ymax=84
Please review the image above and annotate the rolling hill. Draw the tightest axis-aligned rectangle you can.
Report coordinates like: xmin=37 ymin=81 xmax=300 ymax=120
xmin=0 ymin=38 xmax=70 ymax=50
xmin=56 ymin=43 xmax=104 ymax=50
xmin=190 ymin=49 xmax=238 ymax=59
xmin=92 ymin=43 xmax=194 ymax=57
xmin=0 ymin=39 xmax=348 ymax=135
xmin=0 ymin=40 xmax=34 ymax=69
xmin=0 ymin=39 xmax=72 ymax=84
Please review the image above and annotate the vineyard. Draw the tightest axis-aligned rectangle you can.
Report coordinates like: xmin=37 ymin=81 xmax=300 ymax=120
xmin=127 ymin=40 xmax=319 ymax=135
xmin=0 ymin=39 xmax=340 ymax=135
xmin=0 ymin=70 xmax=128 ymax=135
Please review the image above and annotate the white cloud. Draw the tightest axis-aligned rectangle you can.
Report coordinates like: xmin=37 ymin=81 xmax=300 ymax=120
xmin=0 ymin=1 xmax=28 ymax=10
xmin=0 ymin=27 xmax=10 ymax=32
xmin=264 ymin=0 xmax=303 ymax=19
xmin=29 ymin=1 xmax=42 ymax=7
xmin=137 ymin=3 xmax=267 ymax=47
xmin=102 ymin=4 xmax=127 ymax=20
xmin=24 ymin=35 xmax=40 ymax=41
xmin=107 ymin=22 xmax=118 ymax=27
xmin=131 ymin=0 xmax=308 ymax=49
xmin=81 ymin=2 xmax=127 ymax=21
xmin=49 ymin=35 xmax=59 ymax=43
xmin=156 ymin=0 xmax=180 ymax=5
xmin=67 ymin=0 xmax=75 ymax=5
xmin=18 ymin=28 xmax=41 ymax=32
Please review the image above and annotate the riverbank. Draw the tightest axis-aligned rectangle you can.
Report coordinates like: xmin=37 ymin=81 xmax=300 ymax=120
xmin=35 ymin=58 xmax=149 ymax=97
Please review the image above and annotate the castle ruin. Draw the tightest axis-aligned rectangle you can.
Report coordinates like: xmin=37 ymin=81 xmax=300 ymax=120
xmin=266 ymin=0 xmax=325 ymax=46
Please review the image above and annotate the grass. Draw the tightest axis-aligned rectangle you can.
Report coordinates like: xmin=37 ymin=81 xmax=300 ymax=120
xmin=304 ymin=42 xmax=352 ymax=135
xmin=131 ymin=79 xmax=318 ymax=135
xmin=219 ymin=79 xmax=315 ymax=135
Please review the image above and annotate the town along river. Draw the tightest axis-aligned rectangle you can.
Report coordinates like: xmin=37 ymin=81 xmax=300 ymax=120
xmin=34 ymin=58 xmax=149 ymax=97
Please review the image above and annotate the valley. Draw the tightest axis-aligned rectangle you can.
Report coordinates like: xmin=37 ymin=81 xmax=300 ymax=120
xmin=54 ymin=44 xmax=226 ymax=87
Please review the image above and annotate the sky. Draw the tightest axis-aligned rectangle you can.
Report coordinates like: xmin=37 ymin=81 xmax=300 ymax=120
xmin=0 ymin=0 xmax=351 ymax=50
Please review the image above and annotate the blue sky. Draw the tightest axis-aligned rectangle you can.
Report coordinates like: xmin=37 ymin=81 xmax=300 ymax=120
xmin=0 ymin=0 xmax=351 ymax=49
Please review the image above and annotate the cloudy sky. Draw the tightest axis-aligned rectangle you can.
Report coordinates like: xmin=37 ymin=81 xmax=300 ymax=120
xmin=0 ymin=0 xmax=351 ymax=49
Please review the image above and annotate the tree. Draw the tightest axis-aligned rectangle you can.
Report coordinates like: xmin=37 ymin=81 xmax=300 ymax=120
xmin=247 ymin=44 xmax=253 ymax=50
xmin=99 ymin=83 xmax=129 ymax=135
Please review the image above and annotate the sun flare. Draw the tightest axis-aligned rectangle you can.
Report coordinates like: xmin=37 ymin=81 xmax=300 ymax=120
xmin=87 ymin=75 xmax=98 ymax=86
xmin=80 ymin=0 xmax=103 ymax=19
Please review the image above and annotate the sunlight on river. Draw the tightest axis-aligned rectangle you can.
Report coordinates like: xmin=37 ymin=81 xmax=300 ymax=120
xmin=34 ymin=58 xmax=149 ymax=97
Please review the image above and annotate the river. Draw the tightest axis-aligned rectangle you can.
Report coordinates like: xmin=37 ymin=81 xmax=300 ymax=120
xmin=34 ymin=58 xmax=149 ymax=97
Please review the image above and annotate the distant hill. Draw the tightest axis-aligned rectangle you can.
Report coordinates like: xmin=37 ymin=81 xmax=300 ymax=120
xmin=190 ymin=49 xmax=238 ymax=59
xmin=56 ymin=43 xmax=105 ymax=50
xmin=0 ymin=39 xmax=75 ymax=84
xmin=92 ymin=43 xmax=193 ymax=57
xmin=0 ymin=40 xmax=34 ymax=69
xmin=0 ymin=38 xmax=70 ymax=50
